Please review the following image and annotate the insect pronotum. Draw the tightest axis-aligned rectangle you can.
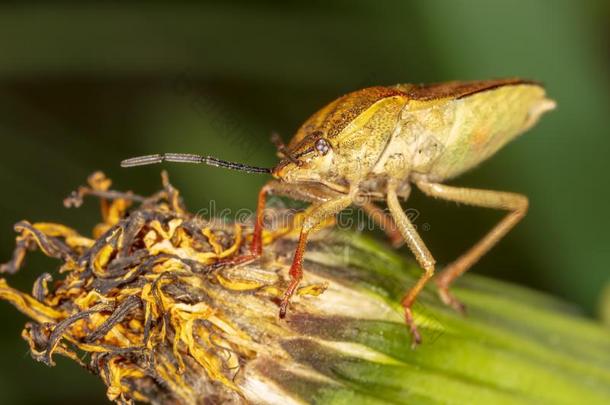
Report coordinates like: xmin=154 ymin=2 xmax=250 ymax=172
xmin=122 ymin=78 xmax=556 ymax=346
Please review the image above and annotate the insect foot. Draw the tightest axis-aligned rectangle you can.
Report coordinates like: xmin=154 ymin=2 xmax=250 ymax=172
xmin=435 ymin=266 xmax=468 ymax=314
xmin=404 ymin=307 xmax=423 ymax=348
xmin=436 ymin=279 xmax=467 ymax=315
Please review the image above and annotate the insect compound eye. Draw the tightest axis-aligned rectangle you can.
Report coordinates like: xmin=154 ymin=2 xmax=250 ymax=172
xmin=314 ymin=138 xmax=331 ymax=156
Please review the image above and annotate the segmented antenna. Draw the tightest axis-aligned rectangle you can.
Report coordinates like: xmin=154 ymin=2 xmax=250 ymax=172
xmin=120 ymin=153 xmax=271 ymax=174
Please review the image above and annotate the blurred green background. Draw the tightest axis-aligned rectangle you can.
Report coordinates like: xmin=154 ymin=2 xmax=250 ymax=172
xmin=0 ymin=1 xmax=608 ymax=403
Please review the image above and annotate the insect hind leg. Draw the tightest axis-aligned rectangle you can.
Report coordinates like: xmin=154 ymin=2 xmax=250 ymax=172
xmin=415 ymin=180 xmax=528 ymax=313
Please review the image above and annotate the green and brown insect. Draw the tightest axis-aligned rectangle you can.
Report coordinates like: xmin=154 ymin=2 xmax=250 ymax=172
xmin=122 ymin=78 xmax=556 ymax=346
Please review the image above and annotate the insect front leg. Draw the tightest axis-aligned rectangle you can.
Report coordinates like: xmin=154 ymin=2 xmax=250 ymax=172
xmin=279 ymin=192 xmax=355 ymax=318
xmin=415 ymin=181 xmax=528 ymax=313
xmin=218 ymin=181 xmax=340 ymax=267
xmin=386 ymin=179 xmax=436 ymax=347
xmin=215 ymin=182 xmax=272 ymax=267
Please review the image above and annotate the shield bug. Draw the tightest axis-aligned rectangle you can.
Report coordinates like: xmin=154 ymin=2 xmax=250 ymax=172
xmin=122 ymin=78 xmax=556 ymax=346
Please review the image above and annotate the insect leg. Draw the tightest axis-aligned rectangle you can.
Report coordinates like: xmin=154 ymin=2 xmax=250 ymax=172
xmin=387 ymin=180 xmax=436 ymax=347
xmin=251 ymin=181 xmax=340 ymax=255
xmin=218 ymin=181 xmax=339 ymax=267
xmin=215 ymin=183 xmax=271 ymax=267
xmin=415 ymin=181 xmax=528 ymax=313
xmin=356 ymin=201 xmax=405 ymax=248
xmin=279 ymin=192 xmax=354 ymax=318
xmin=250 ymin=183 xmax=271 ymax=256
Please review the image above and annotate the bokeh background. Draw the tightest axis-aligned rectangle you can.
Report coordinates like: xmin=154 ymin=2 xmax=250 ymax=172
xmin=0 ymin=1 xmax=608 ymax=403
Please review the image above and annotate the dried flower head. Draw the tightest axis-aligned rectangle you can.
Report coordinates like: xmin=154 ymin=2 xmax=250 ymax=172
xmin=1 ymin=172 xmax=609 ymax=405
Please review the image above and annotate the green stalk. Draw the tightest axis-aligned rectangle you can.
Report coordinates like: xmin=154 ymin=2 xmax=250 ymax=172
xmin=285 ymin=231 xmax=610 ymax=404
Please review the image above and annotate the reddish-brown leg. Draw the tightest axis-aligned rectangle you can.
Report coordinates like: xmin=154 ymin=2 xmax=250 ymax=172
xmin=214 ymin=183 xmax=270 ymax=267
xmin=279 ymin=230 xmax=308 ymax=318
xmin=216 ymin=180 xmax=341 ymax=268
xmin=250 ymin=183 xmax=269 ymax=256
xmin=278 ymin=192 xmax=354 ymax=317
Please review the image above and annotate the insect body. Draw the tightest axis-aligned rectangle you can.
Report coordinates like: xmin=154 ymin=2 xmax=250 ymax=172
xmin=122 ymin=78 xmax=555 ymax=346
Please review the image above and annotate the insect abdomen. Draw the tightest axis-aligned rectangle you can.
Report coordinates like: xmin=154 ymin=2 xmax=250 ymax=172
xmin=427 ymin=83 xmax=555 ymax=181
